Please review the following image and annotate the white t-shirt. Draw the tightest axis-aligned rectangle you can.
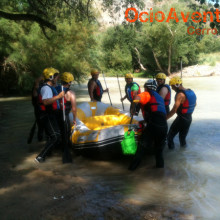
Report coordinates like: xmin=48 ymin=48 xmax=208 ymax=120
xmin=41 ymin=85 xmax=53 ymax=100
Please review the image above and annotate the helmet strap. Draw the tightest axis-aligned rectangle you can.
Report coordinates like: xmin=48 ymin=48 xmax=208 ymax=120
xmin=49 ymin=75 xmax=54 ymax=80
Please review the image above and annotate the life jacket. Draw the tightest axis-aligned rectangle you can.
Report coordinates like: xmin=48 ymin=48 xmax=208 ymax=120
xmin=141 ymin=90 xmax=166 ymax=122
xmin=125 ymin=82 xmax=141 ymax=102
xmin=156 ymin=84 xmax=171 ymax=106
xmin=56 ymin=85 xmax=72 ymax=115
xmin=88 ymin=79 xmax=103 ymax=101
xmin=38 ymin=84 xmax=60 ymax=112
xmin=176 ymin=89 xmax=196 ymax=115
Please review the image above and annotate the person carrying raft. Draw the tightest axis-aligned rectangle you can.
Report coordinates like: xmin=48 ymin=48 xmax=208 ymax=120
xmin=155 ymin=72 xmax=171 ymax=114
xmin=129 ymin=79 xmax=168 ymax=169
xmin=35 ymin=67 xmax=64 ymax=163
xmin=167 ymin=76 xmax=197 ymax=149
xmin=56 ymin=72 xmax=77 ymax=163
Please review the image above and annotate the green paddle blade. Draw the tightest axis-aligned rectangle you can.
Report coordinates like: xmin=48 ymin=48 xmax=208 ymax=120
xmin=121 ymin=130 xmax=137 ymax=155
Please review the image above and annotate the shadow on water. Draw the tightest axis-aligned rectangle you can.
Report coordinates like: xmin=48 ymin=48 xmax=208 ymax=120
xmin=0 ymin=93 xmax=220 ymax=219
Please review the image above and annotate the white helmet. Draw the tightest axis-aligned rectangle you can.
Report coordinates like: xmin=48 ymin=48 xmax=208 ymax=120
xmin=144 ymin=79 xmax=157 ymax=91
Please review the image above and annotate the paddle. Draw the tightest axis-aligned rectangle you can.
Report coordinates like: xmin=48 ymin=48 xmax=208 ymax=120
xmin=61 ymin=86 xmax=72 ymax=164
xmin=116 ymin=74 xmax=125 ymax=111
xmin=102 ymin=71 xmax=112 ymax=106
xmin=27 ymin=120 xmax=37 ymax=144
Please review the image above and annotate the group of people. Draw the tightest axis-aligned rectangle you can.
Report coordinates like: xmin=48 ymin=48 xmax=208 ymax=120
xmin=85 ymin=69 xmax=197 ymax=169
xmin=33 ymin=68 xmax=107 ymax=163
xmin=33 ymin=67 xmax=77 ymax=163
xmin=127 ymin=73 xmax=197 ymax=169
xmin=32 ymin=68 xmax=197 ymax=168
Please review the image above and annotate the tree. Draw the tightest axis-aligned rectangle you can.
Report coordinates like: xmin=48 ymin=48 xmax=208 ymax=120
xmin=0 ymin=4 xmax=99 ymax=94
xmin=0 ymin=0 xmax=145 ymax=34
xmin=101 ymin=24 xmax=139 ymax=73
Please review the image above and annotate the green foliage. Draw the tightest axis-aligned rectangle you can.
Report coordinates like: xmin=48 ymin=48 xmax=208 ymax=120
xmin=198 ymin=52 xmax=220 ymax=66
xmin=54 ymin=19 xmax=98 ymax=80
xmin=134 ymin=3 xmax=202 ymax=74
xmin=100 ymin=2 xmax=213 ymax=76
xmin=98 ymin=1 xmax=220 ymax=77
xmin=0 ymin=19 xmax=21 ymax=56
xmin=0 ymin=18 xmax=23 ymax=94
xmin=102 ymin=0 xmax=145 ymax=18
xmin=0 ymin=17 xmax=99 ymax=94
xmin=101 ymin=25 xmax=137 ymax=72
xmin=1 ymin=0 xmax=220 ymax=95
xmin=133 ymin=71 xmax=153 ymax=78
xmin=198 ymin=34 xmax=220 ymax=53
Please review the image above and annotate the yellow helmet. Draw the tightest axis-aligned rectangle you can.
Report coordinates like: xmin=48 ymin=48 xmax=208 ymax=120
xmin=125 ymin=73 xmax=133 ymax=79
xmin=91 ymin=69 xmax=100 ymax=75
xmin=60 ymin=72 xmax=74 ymax=83
xmin=169 ymin=76 xmax=182 ymax=86
xmin=43 ymin=67 xmax=59 ymax=80
xmin=156 ymin=73 xmax=166 ymax=80
xmin=43 ymin=68 xmax=50 ymax=75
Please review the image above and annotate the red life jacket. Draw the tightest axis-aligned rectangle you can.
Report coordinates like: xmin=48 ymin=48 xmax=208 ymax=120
xmin=156 ymin=84 xmax=171 ymax=106
xmin=38 ymin=84 xmax=60 ymax=112
xmin=141 ymin=91 xmax=166 ymax=122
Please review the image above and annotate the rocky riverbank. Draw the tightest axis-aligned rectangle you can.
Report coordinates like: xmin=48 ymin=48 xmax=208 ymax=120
xmin=172 ymin=63 xmax=220 ymax=77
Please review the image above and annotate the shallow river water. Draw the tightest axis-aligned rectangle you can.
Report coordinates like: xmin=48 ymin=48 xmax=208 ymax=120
xmin=0 ymin=76 xmax=220 ymax=220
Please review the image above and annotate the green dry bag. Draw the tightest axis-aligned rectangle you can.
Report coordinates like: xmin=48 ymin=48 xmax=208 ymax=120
xmin=121 ymin=130 xmax=137 ymax=155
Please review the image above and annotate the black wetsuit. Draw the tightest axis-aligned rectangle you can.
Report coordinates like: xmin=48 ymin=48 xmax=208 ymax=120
xmin=167 ymin=89 xmax=197 ymax=149
xmin=129 ymin=91 xmax=168 ymax=169
xmin=36 ymin=84 xmax=61 ymax=161
xmin=32 ymin=82 xmax=44 ymax=141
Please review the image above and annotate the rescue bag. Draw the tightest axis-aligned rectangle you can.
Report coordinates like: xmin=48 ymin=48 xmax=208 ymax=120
xmin=121 ymin=130 xmax=137 ymax=155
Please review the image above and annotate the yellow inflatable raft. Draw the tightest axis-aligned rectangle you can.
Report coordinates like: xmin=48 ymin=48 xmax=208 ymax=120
xmin=69 ymin=102 xmax=143 ymax=155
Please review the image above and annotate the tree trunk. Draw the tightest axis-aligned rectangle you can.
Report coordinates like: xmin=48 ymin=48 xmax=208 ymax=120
xmin=166 ymin=24 xmax=175 ymax=76
xmin=152 ymin=50 xmax=164 ymax=73
xmin=167 ymin=44 xmax=172 ymax=76
xmin=0 ymin=10 xmax=56 ymax=31
xmin=134 ymin=47 xmax=147 ymax=71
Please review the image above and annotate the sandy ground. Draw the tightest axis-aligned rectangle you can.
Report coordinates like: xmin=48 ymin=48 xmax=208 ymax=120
xmin=0 ymin=76 xmax=216 ymax=220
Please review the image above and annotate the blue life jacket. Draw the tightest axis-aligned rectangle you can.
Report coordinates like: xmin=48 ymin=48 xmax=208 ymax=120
xmin=149 ymin=90 xmax=166 ymax=114
xmin=176 ymin=89 xmax=196 ymax=115
xmin=142 ymin=90 xmax=166 ymax=123
xmin=125 ymin=82 xmax=141 ymax=102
